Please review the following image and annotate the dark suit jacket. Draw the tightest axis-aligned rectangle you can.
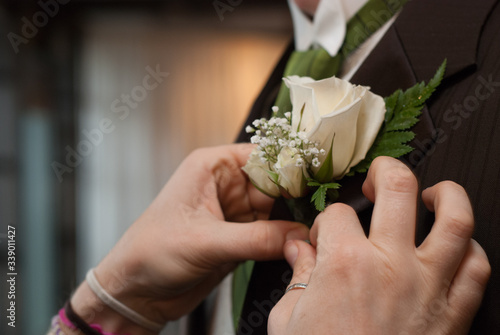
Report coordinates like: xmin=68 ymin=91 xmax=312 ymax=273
xmin=233 ymin=0 xmax=500 ymax=334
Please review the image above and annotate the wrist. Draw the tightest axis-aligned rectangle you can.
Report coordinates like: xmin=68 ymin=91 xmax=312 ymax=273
xmin=70 ymin=278 xmax=161 ymax=335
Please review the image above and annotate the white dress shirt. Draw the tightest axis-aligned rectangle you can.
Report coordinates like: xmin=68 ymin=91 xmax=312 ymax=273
xmin=288 ymin=0 xmax=368 ymax=56
xmin=208 ymin=1 xmax=399 ymax=334
xmin=288 ymin=0 xmax=397 ymax=80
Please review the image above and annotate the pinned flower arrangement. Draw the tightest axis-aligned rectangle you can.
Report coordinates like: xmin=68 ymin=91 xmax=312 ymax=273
xmin=243 ymin=60 xmax=446 ymax=223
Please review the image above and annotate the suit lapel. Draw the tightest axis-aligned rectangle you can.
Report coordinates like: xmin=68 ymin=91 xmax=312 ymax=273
xmin=393 ymin=0 xmax=498 ymax=83
xmin=341 ymin=0 xmax=497 ymax=212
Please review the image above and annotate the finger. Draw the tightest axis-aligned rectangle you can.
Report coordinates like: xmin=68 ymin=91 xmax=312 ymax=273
xmin=446 ymin=240 xmax=491 ymax=332
xmin=217 ymin=220 xmax=309 ymax=262
xmin=362 ymin=156 xmax=419 ymax=248
xmin=418 ymin=181 xmax=474 ymax=278
xmin=309 ymin=202 xmax=365 ymax=250
xmin=209 ymin=143 xmax=276 ymax=221
xmin=268 ymin=240 xmax=316 ymax=334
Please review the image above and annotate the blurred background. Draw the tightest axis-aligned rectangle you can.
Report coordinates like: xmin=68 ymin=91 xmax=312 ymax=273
xmin=0 ymin=0 xmax=292 ymax=333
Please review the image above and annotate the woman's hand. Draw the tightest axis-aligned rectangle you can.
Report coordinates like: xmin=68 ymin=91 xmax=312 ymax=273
xmin=269 ymin=157 xmax=490 ymax=335
xmin=70 ymin=144 xmax=308 ymax=333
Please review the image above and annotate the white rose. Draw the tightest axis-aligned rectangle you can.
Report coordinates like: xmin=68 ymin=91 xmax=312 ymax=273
xmin=284 ymin=75 xmax=386 ymax=181
xmin=274 ymin=147 xmax=309 ymax=198
xmin=242 ymin=150 xmax=280 ymax=198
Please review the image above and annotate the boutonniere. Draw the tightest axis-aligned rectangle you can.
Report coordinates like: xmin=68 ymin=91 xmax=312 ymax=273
xmin=243 ymin=60 xmax=446 ymax=225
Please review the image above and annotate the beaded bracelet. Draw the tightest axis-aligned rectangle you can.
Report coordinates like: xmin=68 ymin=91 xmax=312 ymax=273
xmin=47 ymin=314 xmax=68 ymax=335
xmin=48 ymin=303 xmax=132 ymax=335
xmin=64 ymin=301 xmax=132 ymax=335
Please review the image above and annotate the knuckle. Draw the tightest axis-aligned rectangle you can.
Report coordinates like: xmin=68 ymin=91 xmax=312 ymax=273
xmin=247 ymin=223 xmax=276 ymax=256
xmin=371 ymin=156 xmax=417 ymax=193
xmin=437 ymin=180 xmax=465 ymax=193
xmin=317 ymin=203 xmax=356 ymax=227
xmin=293 ymin=257 xmax=315 ymax=278
xmin=467 ymin=245 xmax=492 ymax=287
xmin=188 ymin=147 xmax=208 ymax=159
xmin=383 ymin=165 xmax=418 ymax=194
xmin=470 ymin=257 xmax=492 ymax=287
xmin=441 ymin=210 xmax=474 ymax=241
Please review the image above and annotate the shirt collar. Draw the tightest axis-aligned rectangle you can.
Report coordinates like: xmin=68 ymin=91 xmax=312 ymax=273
xmin=288 ymin=0 xmax=370 ymax=56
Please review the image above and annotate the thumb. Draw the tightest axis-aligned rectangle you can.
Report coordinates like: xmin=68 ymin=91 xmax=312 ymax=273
xmin=217 ymin=220 xmax=309 ymax=262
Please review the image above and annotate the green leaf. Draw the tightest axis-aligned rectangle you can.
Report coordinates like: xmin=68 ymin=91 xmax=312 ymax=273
xmin=306 ymin=179 xmax=321 ymax=187
xmin=311 ymin=187 xmax=327 ymax=212
xmin=385 ymin=107 xmax=422 ymax=132
xmin=377 ymin=131 xmax=415 ymax=148
xmin=348 ymin=60 xmax=447 ymax=176
xmin=265 ymin=169 xmax=279 ymax=184
xmin=296 ymin=103 xmax=306 ymax=132
xmin=421 ymin=59 xmax=447 ymax=102
xmin=384 ymin=89 xmax=401 ymax=123
xmin=314 ymin=135 xmax=335 ymax=183
xmin=308 ymin=181 xmax=341 ymax=211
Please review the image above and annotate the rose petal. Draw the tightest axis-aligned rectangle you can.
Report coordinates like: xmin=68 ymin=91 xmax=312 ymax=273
xmin=302 ymin=76 xmax=358 ymax=118
xmin=347 ymin=89 xmax=386 ymax=170
xmin=274 ymin=147 xmax=308 ymax=198
xmin=242 ymin=149 xmax=280 ymax=197
xmin=285 ymin=76 xmax=318 ymax=133
xmin=308 ymin=98 xmax=363 ymax=179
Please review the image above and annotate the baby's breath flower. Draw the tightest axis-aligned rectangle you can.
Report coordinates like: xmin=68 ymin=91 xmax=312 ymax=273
xmin=246 ymin=106 xmax=324 ymax=181
xmin=250 ymin=135 xmax=260 ymax=144
xmin=272 ymin=106 xmax=279 ymax=113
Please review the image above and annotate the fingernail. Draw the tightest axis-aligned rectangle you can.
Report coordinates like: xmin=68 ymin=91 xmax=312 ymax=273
xmin=284 ymin=241 xmax=298 ymax=267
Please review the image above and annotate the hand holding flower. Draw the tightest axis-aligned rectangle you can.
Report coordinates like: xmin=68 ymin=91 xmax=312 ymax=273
xmin=69 ymin=144 xmax=308 ymax=334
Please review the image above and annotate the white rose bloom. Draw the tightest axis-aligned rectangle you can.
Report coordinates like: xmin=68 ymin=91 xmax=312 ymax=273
xmin=274 ymin=147 xmax=308 ymax=198
xmin=284 ymin=75 xmax=386 ymax=181
xmin=242 ymin=149 xmax=280 ymax=198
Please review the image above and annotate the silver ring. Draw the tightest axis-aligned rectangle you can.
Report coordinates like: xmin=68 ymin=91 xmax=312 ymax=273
xmin=285 ymin=283 xmax=308 ymax=294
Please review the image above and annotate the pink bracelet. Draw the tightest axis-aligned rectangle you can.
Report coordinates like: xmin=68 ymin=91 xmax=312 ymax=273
xmin=58 ymin=308 xmax=130 ymax=335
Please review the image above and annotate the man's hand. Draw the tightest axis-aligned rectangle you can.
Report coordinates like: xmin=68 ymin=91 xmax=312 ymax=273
xmin=71 ymin=144 xmax=308 ymax=333
xmin=269 ymin=157 xmax=490 ymax=334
